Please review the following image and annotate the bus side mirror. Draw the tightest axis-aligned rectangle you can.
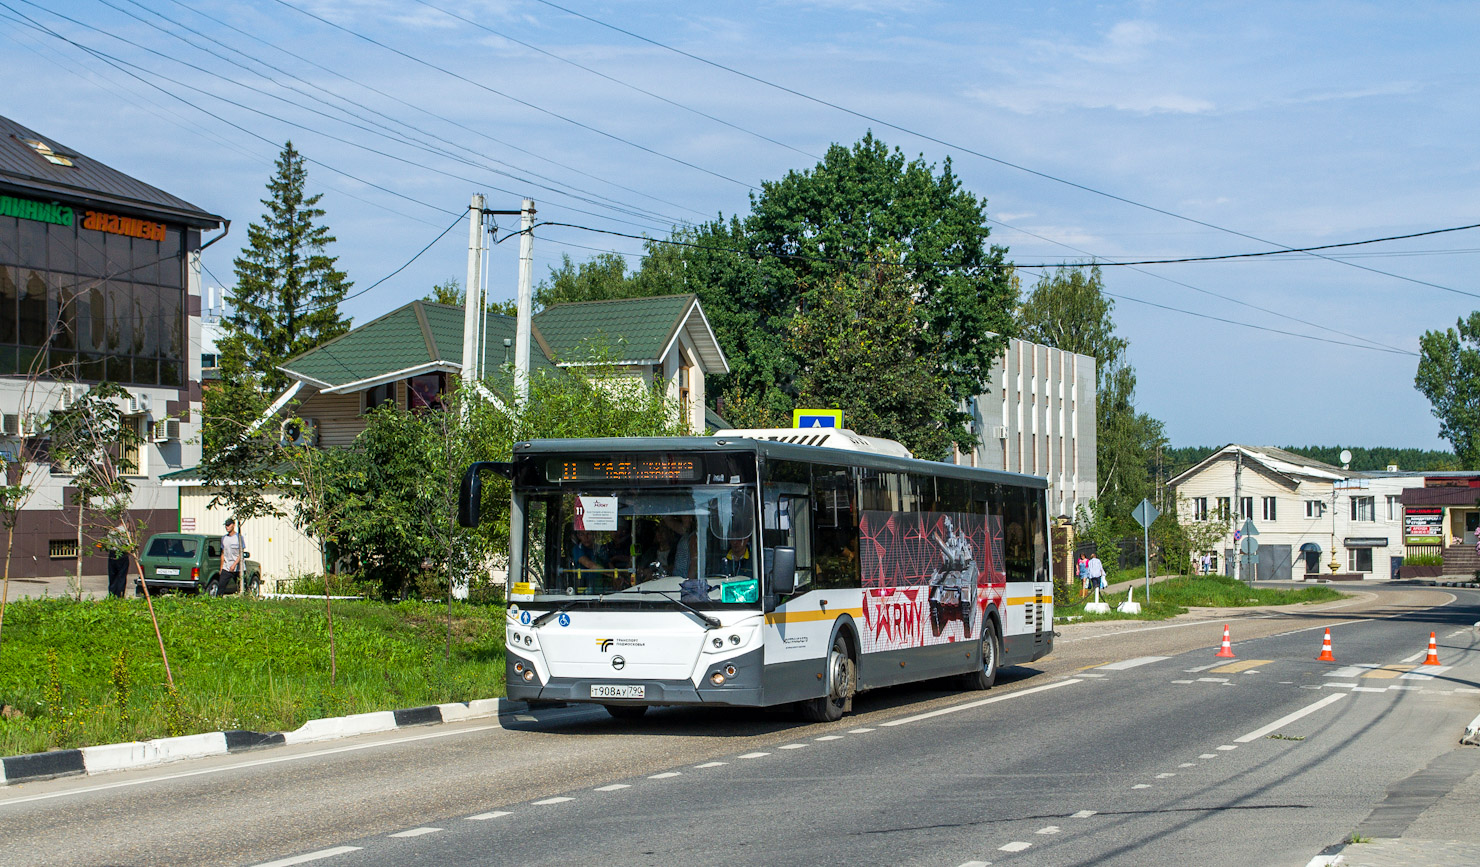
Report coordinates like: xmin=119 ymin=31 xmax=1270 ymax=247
xmin=458 ymin=461 xmax=514 ymax=528
xmin=770 ymin=546 xmax=797 ymax=595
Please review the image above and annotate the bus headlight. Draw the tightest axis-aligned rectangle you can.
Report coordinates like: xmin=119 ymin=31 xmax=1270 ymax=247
xmin=523 ymin=669 xmax=535 ymax=682
xmin=711 ymin=637 xmax=724 ymax=649
xmin=729 ymin=634 xmax=741 ymax=645
xmin=710 ymin=672 xmax=725 ymax=685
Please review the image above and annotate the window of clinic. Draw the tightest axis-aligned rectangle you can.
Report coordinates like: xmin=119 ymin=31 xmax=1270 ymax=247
xmin=1262 ymin=497 xmax=1277 ymax=521
xmin=1239 ymin=497 xmax=1253 ymax=520
xmin=1192 ymin=497 xmax=1208 ymax=521
xmin=1351 ymin=496 xmax=1375 ymax=522
xmin=1386 ymin=495 xmax=1402 ymax=521
xmin=1347 ymin=548 xmax=1373 ymax=573
xmin=1305 ymin=500 xmax=1325 ymax=518
xmin=1217 ymin=497 xmax=1231 ymax=520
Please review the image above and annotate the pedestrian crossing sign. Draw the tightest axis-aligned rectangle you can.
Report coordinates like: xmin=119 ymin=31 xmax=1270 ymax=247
xmin=792 ymin=408 xmax=843 ymax=429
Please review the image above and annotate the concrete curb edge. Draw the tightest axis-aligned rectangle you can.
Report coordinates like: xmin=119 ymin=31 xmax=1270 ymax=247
xmin=0 ymin=697 xmax=517 ymax=787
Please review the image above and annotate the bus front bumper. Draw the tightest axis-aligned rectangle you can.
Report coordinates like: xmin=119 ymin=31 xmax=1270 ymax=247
xmin=507 ymin=648 xmax=764 ymax=707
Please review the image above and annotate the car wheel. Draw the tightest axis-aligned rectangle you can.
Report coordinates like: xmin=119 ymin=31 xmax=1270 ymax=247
xmin=604 ymin=704 xmax=648 ymax=720
xmin=800 ymin=633 xmax=855 ymax=723
xmin=960 ymin=616 xmax=999 ymax=691
xmin=205 ymin=578 xmax=221 ymax=597
xmin=245 ymin=572 xmax=261 ymax=598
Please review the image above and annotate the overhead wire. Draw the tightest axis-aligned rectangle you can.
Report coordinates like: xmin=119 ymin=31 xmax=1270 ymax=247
xmin=153 ymin=0 xmax=709 ymax=221
xmin=528 ymin=0 xmax=1474 ymax=298
xmin=531 ymin=221 xmax=1417 ymax=356
xmin=18 ymin=0 xmax=678 ymax=233
xmin=265 ymin=0 xmax=758 ymax=190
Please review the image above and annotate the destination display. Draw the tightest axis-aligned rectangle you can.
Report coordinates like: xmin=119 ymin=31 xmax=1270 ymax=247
xmin=547 ymin=456 xmax=702 ymax=483
xmin=1405 ymin=506 xmax=1443 ymax=546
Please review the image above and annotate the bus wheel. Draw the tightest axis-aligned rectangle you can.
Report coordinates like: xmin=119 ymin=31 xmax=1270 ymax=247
xmin=801 ymin=634 xmax=855 ymax=722
xmin=604 ymin=704 xmax=648 ymax=720
xmin=961 ymin=616 xmax=999 ymax=691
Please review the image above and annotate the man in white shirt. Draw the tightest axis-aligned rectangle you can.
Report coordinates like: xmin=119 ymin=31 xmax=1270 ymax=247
xmin=1086 ymin=553 xmax=1107 ymax=590
xmin=220 ymin=518 xmax=244 ymax=595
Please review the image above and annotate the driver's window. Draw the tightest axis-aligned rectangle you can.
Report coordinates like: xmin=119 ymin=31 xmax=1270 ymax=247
xmin=764 ymin=489 xmax=813 ymax=590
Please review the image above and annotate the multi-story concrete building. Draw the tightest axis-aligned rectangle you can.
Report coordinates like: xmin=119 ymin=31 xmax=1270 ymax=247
xmin=954 ymin=336 xmax=1097 ymax=521
xmin=0 ymin=114 xmax=224 ymax=579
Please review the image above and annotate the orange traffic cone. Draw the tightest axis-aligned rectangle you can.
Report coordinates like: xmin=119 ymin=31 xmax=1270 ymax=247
xmin=1215 ymin=624 xmax=1236 ymax=658
xmin=1425 ymin=632 xmax=1440 ymax=666
xmin=1317 ymin=628 xmax=1336 ymax=662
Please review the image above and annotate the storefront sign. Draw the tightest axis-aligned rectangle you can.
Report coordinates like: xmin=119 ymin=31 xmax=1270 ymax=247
xmin=1343 ymin=537 xmax=1388 ymax=548
xmin=1405 ymin=506 xmax=1443 ymax=546
xmin=0 ymin=194 xmax=73 ymax=227
xmin=82 ymin=209 xmax=167 ymax=242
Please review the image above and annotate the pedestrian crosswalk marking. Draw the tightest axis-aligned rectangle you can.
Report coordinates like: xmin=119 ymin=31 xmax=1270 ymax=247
xmin=1210 ymin=659 xmax=1270 ymax=674
xmin=1097 ymin=656 xmax=1168 ymax=670
xmin=1360 ymin=665 xmax=1416 ymax=679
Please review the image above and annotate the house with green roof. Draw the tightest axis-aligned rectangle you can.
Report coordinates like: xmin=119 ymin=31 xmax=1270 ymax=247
xmin=263 ymin=293 xmax=727 ymax=447
xmin=169 ymin=294 xmax=729 ymax=585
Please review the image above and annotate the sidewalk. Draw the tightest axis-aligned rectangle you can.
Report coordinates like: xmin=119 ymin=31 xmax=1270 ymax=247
xmin=1 ymin=573 xmax=111 ymax=601
xmin=1312 ymin=741 xmax=1480 ymax=866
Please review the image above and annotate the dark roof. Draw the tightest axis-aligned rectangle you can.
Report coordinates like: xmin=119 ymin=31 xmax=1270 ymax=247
xmin=533 ymin=294 xmax=697 ymax=363
xmin=280 ymin=300 xmax=558 ymax=389
xmin=0 ymin=114 xmax=223 ymax=229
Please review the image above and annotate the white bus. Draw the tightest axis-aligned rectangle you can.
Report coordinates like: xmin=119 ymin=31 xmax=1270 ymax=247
xmin=459 ymin=431 xmax=1053 ymax=721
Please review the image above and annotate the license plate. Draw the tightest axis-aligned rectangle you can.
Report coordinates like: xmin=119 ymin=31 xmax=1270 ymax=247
xmin=156 ymin=568 xmax=179 ymax=576
xmin=590 ymin=684 xmax=644 ymax=700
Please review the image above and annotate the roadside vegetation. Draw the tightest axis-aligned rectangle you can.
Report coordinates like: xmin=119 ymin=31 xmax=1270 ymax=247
xmin=1056 ymin=574 xmax=1345 ymax=622
xmin=0 ymin=595 xmax=505 ymax=756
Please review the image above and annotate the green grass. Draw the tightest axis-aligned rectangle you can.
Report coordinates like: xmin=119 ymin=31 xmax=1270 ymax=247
xmin=1056 ymin=574 xmax=1345 ymax=622
xmin=0 ymin=595 xmax=505 ymax=756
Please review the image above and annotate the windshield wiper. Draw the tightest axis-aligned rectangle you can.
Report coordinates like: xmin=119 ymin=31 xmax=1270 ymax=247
xmin=532 ymin=599 xmax=590 ymax=626
xmin=617 ymin=590 xmax=721 ymax=630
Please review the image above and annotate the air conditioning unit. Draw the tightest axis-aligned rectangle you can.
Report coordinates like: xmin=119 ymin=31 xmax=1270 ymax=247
xmin=280 ymin=418 xmax=318 ymax=447
xmin=19 ymin=412 xmax=43 ymax=437
xmin=152 ymin=418 xmax=180 ymax=443
xmin=991 ymin=425 xmax=1008 ymax=440
xmin=1 ymin=413 xmax=18 ymax=437
xmin=58 ymin=384 xmax=85 ymax=410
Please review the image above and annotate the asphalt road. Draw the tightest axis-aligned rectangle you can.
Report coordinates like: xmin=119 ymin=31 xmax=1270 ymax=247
xmin=3 ymin=585 xmax=1477 ymax=867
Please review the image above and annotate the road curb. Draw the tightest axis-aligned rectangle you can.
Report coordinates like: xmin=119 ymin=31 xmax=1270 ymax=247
xmin=0 ymin=697 xmax=516 ymax=787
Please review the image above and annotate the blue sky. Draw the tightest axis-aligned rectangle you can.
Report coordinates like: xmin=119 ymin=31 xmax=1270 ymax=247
xmin=4 ymin=1 xmax=1476 ymax=451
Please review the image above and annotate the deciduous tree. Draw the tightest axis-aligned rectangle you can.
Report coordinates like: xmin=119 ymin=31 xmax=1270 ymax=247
xmin=1416 ymin=312 xmax=1480 ymax=469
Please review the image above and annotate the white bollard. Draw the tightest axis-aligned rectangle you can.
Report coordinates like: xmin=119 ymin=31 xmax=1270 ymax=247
xmin=1084 ymin=584 xmax=1110 ymax=615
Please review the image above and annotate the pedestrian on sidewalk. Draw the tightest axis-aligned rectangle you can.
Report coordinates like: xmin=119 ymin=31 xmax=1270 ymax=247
xmin=1086 ymin=552 xmax=1106 ymax=591
xmin=220 ymin=518 xmax=244 ymax=595
xmin=1077 ymin=554 xmax=1090 ymax=592
xmin=104 ymin=522 xmax=129 ymax=599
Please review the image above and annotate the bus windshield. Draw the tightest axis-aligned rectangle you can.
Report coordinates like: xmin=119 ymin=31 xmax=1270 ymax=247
xmin=517 ymin=486 xmax=761 ymax=607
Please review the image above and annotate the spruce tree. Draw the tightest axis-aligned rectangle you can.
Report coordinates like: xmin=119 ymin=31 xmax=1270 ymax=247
xmin=221 ymin=142 xmax=352 ymax=396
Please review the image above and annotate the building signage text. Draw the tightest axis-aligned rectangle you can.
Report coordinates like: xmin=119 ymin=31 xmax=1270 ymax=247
xmin=0 ymin=194 xmax=73 ymax=227
xmin=82 ymin=210 xmax=167 ymax=242
xmin=1404 ymin=506 xmax=1443 ymax=546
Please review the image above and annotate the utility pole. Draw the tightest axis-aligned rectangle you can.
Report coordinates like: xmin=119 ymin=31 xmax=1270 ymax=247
xmin=460 ymin=194 xmax=486 ymax=392
xmin=1233 ymin=447 xmax=1243 ymax=582
xmin=514 ymin=199 xmax=536 ymax=405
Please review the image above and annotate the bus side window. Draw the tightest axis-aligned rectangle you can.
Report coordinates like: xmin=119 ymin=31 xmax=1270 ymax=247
xmin=812 ymin=465 xmax=859 ymax=590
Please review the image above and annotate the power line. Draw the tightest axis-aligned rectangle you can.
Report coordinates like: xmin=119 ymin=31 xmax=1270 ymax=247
xmin=154 ymin=0 xmax=710 ymax=222
xmin=533 ymin=221 xmax=1417 ymax=356
xmin=528 ymin=0 xmax=1472 ymax=298
xmin=19 ymin=0 xmax=677 ymax=233
xmin=1012 ymin=221 xmax=1480 ymax=270
xmin=266 ymin=0 xmax=758 ymax=190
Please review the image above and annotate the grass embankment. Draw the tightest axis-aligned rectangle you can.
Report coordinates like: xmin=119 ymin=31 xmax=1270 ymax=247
xmin=0 ymin=595 xmax=505 ymax=757
xmin=1057 ymin=574 xmax=1345 ymax=623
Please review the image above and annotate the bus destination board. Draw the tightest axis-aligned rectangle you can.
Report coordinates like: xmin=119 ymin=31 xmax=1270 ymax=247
xmin=547 ymin=457 xmax=703 ymax=483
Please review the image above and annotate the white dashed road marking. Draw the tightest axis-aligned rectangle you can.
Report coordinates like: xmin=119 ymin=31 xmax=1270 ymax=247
xmin=251 ymin=847 xmax=362 ymax=867
xmin=1217 ymin=745 xmax=1238 ymax=751
xmin=999 ymin=841 xmax=1032 ymax=852
xmin=816 ymin=735 xmax=844 ymax=741
xmin=1197 ymin=677 xmax=1229 ymax=683
xmin=389 ymin=828 xmax=441 ymax=838
xmin=1070 ymin=810 xmax=1096 ymax=818
xmin=1199 ymin=754 xmax=1217 ymax=759
xmin=1236 ymin=694 xmax=1346 ymax=743
xmin=595 ymin=784 xmax=630 ymax=791
xmin=1078 ymin=672 xmax=1106 ymax=678
xmin=848 ymin=728 xmax=875 ymax=733
xmin=695 ymin=762 xmax=727 ymax=768
xmin=1401 ymin=651 xmax=1425 ymax=663
xmin=881 ymin=679 xmax=1082 ymax=727
xmin=467 ymin=811 xmax=511 ymax=820
xmin=1132 ymin=784 xmax=1151 ymax=789
xmin=1036 ymin=826 xmax=1060 ymax=835
xmin=779 ymin=744 xmax=806 ymax=750
xmin=1098 ymin=656 xmax=1168 ymax=670
xmin=1179 ymin=762 xmax=1195 ymax=767
xmin=1184 ymin=662 xmax=1223 ymax=673
xmin=958 ymin=861 xmax=992 ymax=867
xmin=1171 ymin=679 xmax=1194 ymax=684
xmin=649 ymin=772 xmax=681 ymax=779
xmin=533 ymin=797 xmax=574 ymax=805
xmin=1156 ymin=773 xmax=1175 ymax=778
xmin=739 ymin=752 xmax=770 ymax=759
